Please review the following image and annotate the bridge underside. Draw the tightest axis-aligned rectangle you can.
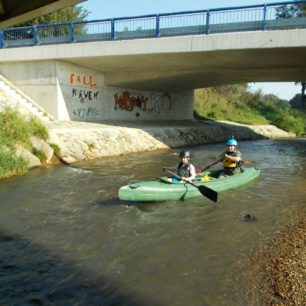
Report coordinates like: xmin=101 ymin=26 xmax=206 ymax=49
xmin=65 ymin=46 xmax=306 ymax=92
xmin=0 ymin=0 xmax=85 ymax=28
xmin=58 ymin=30 xmax=306 ymax=92
xmin=1 ymin=29 xmax=306 ymax=92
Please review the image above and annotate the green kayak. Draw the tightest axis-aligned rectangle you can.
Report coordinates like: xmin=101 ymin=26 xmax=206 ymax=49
xmin=118 ymin=167 xmax=260 ymax=202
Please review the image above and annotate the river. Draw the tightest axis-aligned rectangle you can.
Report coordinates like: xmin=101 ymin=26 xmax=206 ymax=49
xmin=0 ymin=138 xmax=305 ymax=306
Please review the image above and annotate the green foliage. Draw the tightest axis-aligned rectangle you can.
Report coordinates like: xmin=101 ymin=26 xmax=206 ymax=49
xmin=290 ymin=94 xmax=304 ymax=110
xmin=32 ymin=148 xmax=46 ymax=161
xmin=14 ymin=5 xmax=90 ymax=36
xmin=0 ymin=108 xmax=50 ymax=178
xmin=194 ymin=84 xmax=306 ymax=136
xmin=276 ymin=3 xmax=306 ymax=19
xmin=16 ymin=5 xmax=90 ymax=26
xmin=0 ymin=108 xmax=48 ymax=149
xmin=49 ymin=143 xmax=61 ymax=156
xmin=0 ymin=148 xmax=28 ymax=179
xmin=274 ymin=113 xmax=305 ymax=135
xmin=28 ymin=117 xmax=48 ymax=140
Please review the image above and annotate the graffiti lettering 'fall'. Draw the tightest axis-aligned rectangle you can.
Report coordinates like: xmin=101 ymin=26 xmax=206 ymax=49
xmin=70 ymin=73 xmax=96 ymax=87
xmin=114 ymin=91 xmax=147 ymax=112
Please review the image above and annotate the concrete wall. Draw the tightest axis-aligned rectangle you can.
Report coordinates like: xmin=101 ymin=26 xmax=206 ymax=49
xmin=0 ymin=60 xmax=194 ymax=121
xmin=0 ymin=61 xmax=59 ymax=116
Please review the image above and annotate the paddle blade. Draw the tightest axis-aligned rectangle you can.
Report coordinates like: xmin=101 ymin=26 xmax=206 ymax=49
xmin=198 ymin=185 xmax=218 ymax=203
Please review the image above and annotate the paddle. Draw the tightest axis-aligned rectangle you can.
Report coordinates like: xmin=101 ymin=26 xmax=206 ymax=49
xmin=201 ymin=158 xmax=222 ymax=172
xmin=201 ymin=158 xmax=254 ymax=172
xmin=163 ymin=169 xmax=218 ymax=203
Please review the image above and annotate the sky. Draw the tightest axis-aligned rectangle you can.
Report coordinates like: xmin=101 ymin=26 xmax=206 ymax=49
xmin=80 ymin=0 xmax=301 ymax=100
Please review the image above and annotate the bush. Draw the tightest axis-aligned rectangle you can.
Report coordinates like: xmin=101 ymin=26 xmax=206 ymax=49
xmin=274 ymin=114 xmax=305 ymax=136
xmin=0 ymin=107 xmax=48 ymax=149
xmin=0 ymin=108 xmax=49 ymax=179
xmin=0 ymin=148 xmax=28 ymax=179
xmin=194 ymin=85 xmax=305 ymax=135
xmin=49 ymin=143 xmax=61 ymax=156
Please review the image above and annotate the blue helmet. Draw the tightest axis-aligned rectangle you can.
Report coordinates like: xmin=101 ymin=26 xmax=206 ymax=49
xmin=226 ymin=138 xmax=238 ymax=146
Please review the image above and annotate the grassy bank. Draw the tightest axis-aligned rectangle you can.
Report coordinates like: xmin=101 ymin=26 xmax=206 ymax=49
xmin=194 ymin=84 xmax=306 ymax=136
xmin=0 ymin=108 xmax=48 ymax=179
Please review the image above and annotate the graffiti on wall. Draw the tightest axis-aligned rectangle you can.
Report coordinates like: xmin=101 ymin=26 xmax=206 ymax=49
xmin=70 ymin=73 xmax=96 ymax=87
xmin=114 ymin=91 xmax=148 ymax=111
xmin=113 ymin=91 xmax=173 ymax=115
xmin=72 ymin=107 xmax=100 ymax=120
xmin=148 ymin=93 xmax=173 ymax=114
xmin=69 ymin=73 xmax=100 ymax=120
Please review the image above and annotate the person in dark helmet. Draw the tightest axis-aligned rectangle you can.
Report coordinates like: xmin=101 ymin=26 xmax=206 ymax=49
xmin=218 ymin=136 xmax=242 ymax=177
xmin=174 ymin=149 xmax=196 ymax=182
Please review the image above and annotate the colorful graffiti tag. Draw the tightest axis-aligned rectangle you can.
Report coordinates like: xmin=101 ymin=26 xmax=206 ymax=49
xmin=69 ymin=73 xmax=100 ymax=120
xmin=113 ymin=91 xmax=173 ymax=114
xmin=114 ymin=91 xmax=148 ymax=111
xmin=69 ymin=73 xmax=96 ymax=87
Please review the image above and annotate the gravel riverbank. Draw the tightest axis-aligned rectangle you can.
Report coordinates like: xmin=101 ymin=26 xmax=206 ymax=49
xmin=248 ymin=206 xmax=306 ymax=306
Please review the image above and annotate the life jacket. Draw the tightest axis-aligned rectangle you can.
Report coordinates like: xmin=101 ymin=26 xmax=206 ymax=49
xmin=178 ymin=162 xmax=191 ymax=178
xmin=223 ymin=151 xmax=240 ymax=169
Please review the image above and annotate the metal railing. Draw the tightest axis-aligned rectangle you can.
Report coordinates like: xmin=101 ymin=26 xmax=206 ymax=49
xmin=0 ymin=1 xmax=306 ymax=49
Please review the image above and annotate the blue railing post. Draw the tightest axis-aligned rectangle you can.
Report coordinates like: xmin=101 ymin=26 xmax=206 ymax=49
xmin=155 ymin=15 xmax=160 ymax=38
xmin=33 ymin=26 xmax=38 ymax=46
xmin=262 ymin=4 xmax=267 ymax=31
xmin=70 ymin=22 xmax=75 ymax=42
xmin=205 ymin=10 xmax=210 ymax=35
xmin=0 ymin=30 xmax=3 ymax=48
xmin=111 ymin=19 xmax=115 ymax=40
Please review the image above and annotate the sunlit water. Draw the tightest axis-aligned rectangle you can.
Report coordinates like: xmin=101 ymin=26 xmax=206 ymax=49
xmin=0 ymin=138 xmax=305 ymax=306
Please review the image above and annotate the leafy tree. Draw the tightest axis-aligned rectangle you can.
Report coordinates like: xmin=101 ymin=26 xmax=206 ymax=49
xmin=295 ymin=81 xmax=306 ymax=109
xmin=16 ymin=5 xmax=90 ymax=26
xmin=276 ymin=3 xmax=306 ymax=109
xmin=276 ymin=3 xmax=306 ymax=18
xmin=8 ymin=5 xmax=90 ymax=39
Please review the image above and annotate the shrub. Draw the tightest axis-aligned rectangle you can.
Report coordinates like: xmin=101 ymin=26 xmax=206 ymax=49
xmin=0 ymin=148 xmax=28 ymax=179
xmin=49 ymin=143 xmax=61 ymax=156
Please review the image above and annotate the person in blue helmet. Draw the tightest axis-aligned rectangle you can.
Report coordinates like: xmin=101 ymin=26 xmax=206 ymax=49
xmin=217 ymin=136 xmax=242 ymax=176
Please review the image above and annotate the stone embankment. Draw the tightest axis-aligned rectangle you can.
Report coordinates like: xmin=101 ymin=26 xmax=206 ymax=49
xmin=45 ymin=119 xmax=295 ymax=164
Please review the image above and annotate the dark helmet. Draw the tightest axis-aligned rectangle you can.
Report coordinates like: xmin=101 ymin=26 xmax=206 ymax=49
xmin=179 ymin=149 xmax=190 ymax=158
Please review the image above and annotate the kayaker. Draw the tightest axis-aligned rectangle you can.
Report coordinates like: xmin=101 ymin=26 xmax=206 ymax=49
xmin=166 ymin=149 xmax=196 ymax=183
xmin=218 ymin=137 xmax=242 ymax=177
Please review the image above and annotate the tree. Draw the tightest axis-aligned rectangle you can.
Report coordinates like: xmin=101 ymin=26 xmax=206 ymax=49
xmin=276 ymin=3 xmax=306 ymax=19
xmin=294 ymin=81 xmax=306 ymax=110
xmin=15 ymin=5 xmax=90 ymax=27
xmin=10 ymin=5 xmax=90 ymax=38
xmin=276 ymin=3 xmax=306 ymax=110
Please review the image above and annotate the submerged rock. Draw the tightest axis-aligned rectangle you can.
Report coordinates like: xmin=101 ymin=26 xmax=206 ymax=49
xmin=240 ymin=214 xmax=257 ymax=222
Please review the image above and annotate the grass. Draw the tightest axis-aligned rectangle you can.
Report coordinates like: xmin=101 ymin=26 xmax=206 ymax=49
xmin=0 ymin=107 xmax=49 ymax=179
xmin=0 ymin=148 xmax=28 ymax=179
xmin=194 ymin=85 xmax=306 ymax=136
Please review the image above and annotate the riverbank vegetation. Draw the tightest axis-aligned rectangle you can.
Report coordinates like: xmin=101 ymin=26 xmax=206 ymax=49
xmin=0 ymin=108 xmax=48 ymax=179
xmin=194 ymin=84 xmax=306 ymax=136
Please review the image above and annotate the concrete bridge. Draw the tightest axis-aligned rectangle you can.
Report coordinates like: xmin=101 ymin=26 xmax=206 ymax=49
xmin=0 ymin=1 xmax=306 ymax=122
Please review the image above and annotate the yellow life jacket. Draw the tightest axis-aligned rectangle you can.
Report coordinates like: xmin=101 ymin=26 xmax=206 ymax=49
xmin=223 ymin=158 xmax=237 ymax=168
xmin=223 ymin=151 xmax=239 ymax=168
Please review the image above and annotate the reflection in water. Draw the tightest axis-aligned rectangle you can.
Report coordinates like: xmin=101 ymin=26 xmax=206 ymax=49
xmin=0 ymin=138 xmax=305 ymax=305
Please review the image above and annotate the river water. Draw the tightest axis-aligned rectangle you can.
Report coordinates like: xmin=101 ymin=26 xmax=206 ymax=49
xmin=0 ymin=138 xmax=305 ymax=306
